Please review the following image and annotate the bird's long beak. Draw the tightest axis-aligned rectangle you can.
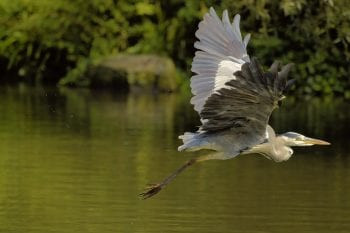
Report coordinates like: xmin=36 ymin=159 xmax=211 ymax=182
xmin=303 ymin=137 xmax=331 ymax=145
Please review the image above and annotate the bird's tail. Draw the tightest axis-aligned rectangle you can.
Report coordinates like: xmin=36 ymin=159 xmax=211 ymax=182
xmin=178 ymin=132 xmax=201 ymax=152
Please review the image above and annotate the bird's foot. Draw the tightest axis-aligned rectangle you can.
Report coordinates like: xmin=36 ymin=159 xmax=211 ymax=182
xmin=139 ymin=183 xmax=162 ymax=200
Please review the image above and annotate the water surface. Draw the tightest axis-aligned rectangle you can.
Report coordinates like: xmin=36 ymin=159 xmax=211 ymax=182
xmin=0 ymin=86 xmax=349 ymax=233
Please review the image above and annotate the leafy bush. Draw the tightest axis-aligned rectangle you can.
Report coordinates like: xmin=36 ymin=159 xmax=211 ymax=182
xmin=0 ymin=0 xmax=128 ymax=84
xmin=0 ymin=0 xmax=349 ymax=96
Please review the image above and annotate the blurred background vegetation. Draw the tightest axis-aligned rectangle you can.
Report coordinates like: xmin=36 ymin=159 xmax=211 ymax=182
xmin=0 ymin=0 xmax=349 ymax=96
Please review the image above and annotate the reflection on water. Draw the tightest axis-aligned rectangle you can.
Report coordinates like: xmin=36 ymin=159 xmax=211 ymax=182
xmin=0 ymin=85 xmax=349 ymax=233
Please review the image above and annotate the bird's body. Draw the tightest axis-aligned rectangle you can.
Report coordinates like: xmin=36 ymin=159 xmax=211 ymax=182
xmin=178 ymin=125 xmax=293 ymax=162
xmin=178 ymin=126 xmax=263 ymax=159
xmin=140 ymin=7 xmax=330 ymax=199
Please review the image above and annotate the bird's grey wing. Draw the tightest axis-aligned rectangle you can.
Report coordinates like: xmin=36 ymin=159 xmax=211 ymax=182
xmin=200 ymin=58 xmax=294 ymax=137
xmin=190 ymin=7 xmax=251 ymax=114
xmin=190 ymin=7 xmax=294 ymax=139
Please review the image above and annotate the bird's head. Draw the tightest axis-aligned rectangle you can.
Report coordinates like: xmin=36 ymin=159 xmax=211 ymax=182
xmin=280 ymin=132 xmax=330 ymax=147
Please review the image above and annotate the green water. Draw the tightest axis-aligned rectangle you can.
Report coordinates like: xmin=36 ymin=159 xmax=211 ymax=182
xmin=0 ymin=85 xmax=349 ymax=233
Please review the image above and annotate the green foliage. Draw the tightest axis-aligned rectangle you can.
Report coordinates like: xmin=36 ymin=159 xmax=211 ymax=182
xmin=0 ymin=0 xmax=129 ymax=83
xmin=0 ymin=0 xmax=349 ymax=96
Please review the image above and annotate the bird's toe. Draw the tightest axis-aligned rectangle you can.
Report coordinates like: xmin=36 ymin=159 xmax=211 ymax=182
xmin=139 ymin=183 xmax=162 ymax=200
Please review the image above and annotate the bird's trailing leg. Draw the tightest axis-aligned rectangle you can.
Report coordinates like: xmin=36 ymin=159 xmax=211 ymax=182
xmin=140 ymin=154 xmax=220 ymax=200
xmin=140 ymin=158 xmax=198 ymax=199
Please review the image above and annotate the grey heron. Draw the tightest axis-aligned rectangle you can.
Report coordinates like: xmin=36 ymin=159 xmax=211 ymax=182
xmin=140 ymin=7 xmax=330 ymax=199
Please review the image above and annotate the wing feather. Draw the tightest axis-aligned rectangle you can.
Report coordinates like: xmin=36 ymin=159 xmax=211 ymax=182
xmin=191 ymin=7 xmax=250 ymax=113
xmin=200 ymin=58 xmax=293 ymax=134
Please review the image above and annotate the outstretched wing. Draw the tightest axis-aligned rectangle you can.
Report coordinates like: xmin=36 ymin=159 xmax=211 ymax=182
xmin=191 ymin=7 xmax=250 ymax=114
xmin=190 ymin=7 xmax=294 ymax=137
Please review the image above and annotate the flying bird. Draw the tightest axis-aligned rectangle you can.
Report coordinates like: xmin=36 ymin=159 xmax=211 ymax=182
xmin=140 ymin=7 xmax=330 ymax=199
